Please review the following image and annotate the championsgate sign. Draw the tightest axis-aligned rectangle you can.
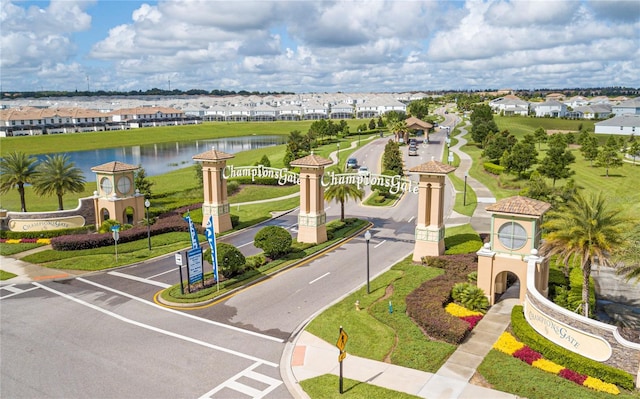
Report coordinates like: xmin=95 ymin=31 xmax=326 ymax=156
xmin=222 ymin=165 xmax=419 ymax=195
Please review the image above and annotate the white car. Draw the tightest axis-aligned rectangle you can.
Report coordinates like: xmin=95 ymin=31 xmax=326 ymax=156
xmin=358 ymin=166 xmax=370 ymax=177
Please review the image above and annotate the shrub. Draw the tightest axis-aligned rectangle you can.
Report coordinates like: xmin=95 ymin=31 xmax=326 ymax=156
xmin=226 ymin=180 xmax=240 ymax=196
xmin=451 ymin=283 xmax=489 ymax=313
xmin=511 ymin=305 xmax=635 ymax=390
xmin=483 ymin=162 xmax=505 ymax=175
xmin=205 ymin=242 xmax=245 ymax=278
xmin=407 ymin=254 xmax=478 ymax=344
xmin=254 ymin=225 xmax=292 ymax=259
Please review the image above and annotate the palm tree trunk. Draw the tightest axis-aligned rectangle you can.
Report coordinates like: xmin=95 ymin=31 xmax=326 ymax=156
xmin=340 ymin=200 xmax=345 ymax=221
xmin=582 ymin=261 xmax=591 ymax=317
xmin=57 ymin=194 xmax=64 ymax=210
xmin=18 ymin=184 xmax=27 ymax=212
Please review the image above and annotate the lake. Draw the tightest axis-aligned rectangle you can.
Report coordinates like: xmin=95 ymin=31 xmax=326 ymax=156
xmin=36 ymin=135 xmax=287 ymax=178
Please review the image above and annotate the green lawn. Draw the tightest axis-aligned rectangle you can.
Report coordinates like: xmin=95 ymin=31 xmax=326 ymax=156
xmin=301 ymin=375 xmax=421 ymax=399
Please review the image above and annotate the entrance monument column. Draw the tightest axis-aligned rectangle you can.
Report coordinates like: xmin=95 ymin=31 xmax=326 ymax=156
xmin=193 ymin=147 xmax=234 ymax=233
xmin=290 ymin=153 xmax=333 ymax=244
xmin=410 ymin=158 xmax=456 ymax=261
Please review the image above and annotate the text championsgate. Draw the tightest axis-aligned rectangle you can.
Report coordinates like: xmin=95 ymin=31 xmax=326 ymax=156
xmin=222 ymin=165 xmax=419 ymax=195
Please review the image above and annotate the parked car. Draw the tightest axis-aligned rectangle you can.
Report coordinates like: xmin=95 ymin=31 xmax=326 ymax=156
xmin=346 ymin=158 xmax=358 ymax=169
xmin=358 ymin=166 xmax=370 ymax=177
xmin=408 ymin=145 xmax=418 ymax=156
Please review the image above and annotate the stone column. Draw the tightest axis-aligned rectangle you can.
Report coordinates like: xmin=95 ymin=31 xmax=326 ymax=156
xmin=193 ymin=147 xmax=234 ymax=233
xmin=290 ymin=154 xmax=333 ymax=244
xmin=410 ymin=159 xmax=455 ymax=261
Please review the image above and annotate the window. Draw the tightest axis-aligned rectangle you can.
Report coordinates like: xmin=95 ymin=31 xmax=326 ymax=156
xmin=497 ymin=221 xmax=527 ymax=250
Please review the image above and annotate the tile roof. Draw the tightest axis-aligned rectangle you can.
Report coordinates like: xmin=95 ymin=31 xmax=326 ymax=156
xmin=192 ymin=147 xmax=235 ymax=161
xmin=90 ymin=161 xmax=139 ymax=173
xmin=485 ymin=196 xmax=551 ymax=216
xmin=289 ymin=153 xmax=333 ymax=167
xmin=405 ymin=116 xmax=433 ymax=129
xmin=409 ymin=158 xmax=456 ymax=174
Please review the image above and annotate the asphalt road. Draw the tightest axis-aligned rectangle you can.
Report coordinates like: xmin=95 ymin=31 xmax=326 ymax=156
xmin=0 ymin=121 xmax=455 ymax=399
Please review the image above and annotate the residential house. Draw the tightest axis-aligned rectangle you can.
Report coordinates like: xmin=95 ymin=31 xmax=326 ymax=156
xmin=532 ymin=100 xmax=568 ymax=118
xmin=594 ymin=114 xmax=640 ymax=136
xmin=489 ymin=95 xmax=530 ymax=116
xmin=612 ymin=97 xmax=640 ymax=115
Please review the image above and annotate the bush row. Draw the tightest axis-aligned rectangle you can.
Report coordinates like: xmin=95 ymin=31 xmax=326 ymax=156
xmin=483 ymin=162 xmax=504 ymax=175
xmin=51 ymin=215 xmax=189 ymax=251
xmin=510 ymin=305 xmax=635 ymax=391
xmin=0 ymin=225 xmax=95 ymax=239
xmin=406 ymin=254 xmax=478 ymax=345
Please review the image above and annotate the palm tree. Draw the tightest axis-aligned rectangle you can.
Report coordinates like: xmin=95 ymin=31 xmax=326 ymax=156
xmin=540 ymin=191 xmax=632 ymax=317
xmin=614 ymin=224 xmax=640 ymax=284
xmin=323 ymin=166 xmax=364 ymax=221
xmin=33 ymin=154 xmax=86 ymax=210
xmin=0 ymin=151 xmax=38 ymax=212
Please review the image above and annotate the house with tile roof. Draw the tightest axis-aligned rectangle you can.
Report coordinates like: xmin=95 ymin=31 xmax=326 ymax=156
xmin=532 ymin=99 xmax=568 ymax=118
xmin=612 ymin=97 xmax=640 ymax=115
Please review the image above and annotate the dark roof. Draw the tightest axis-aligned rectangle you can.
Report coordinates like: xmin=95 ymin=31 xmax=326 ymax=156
xmin=409 ymin=158 xmax=456 ymax=174
xmin=289 ymin=153 xmax=333 ymax=167
xmin=192 ymin=147 xmax=234 ymax=161
xmin=91 ymin=161 xmax=139 ymax=173
xmin=486 ymin=196 xmax=551 ymax=216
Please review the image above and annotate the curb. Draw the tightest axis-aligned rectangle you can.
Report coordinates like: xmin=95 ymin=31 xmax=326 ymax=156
xmin=156 ymin=222 xmax=374 ymax=308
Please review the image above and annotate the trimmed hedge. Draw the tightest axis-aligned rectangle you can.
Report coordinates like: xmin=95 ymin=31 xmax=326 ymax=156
xmin=483 ymin=162 xmax=505 ymax=175
xmin=511 ymin=305 xmax=635 ymax=391
xmin=406 ymin=254 xmax=478 ymax=345
xmin=0 ymin=225 xmax=95 ymax=239
xmin=51 ymin=215 xmax=189 ymax=251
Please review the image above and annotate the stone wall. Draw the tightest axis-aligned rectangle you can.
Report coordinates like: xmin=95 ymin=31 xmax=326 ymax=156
xmin=0 ymin=197 xmax=97 ymax=231
xmin=525 ymin=252 xmax=640 ymax=388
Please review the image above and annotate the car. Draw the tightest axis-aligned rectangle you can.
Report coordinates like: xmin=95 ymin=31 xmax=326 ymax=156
xmin=358 ymin=166 xmax=370 ymax=177
xmin=409 ymin=138 xmax=417 ymax=145
xmin=346 ymin=158 xmax=358 ymax=169
xmin=408 ymin=145 xmax=418 ymax=156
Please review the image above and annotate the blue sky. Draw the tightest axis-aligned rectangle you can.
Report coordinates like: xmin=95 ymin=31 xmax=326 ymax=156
xmin=1 ymin=0 xmax=639 ymax=93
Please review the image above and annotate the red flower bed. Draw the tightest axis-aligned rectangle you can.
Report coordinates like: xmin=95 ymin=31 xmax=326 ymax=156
xmin=460 ymin=315 xmax=483 ymax=330
xmin=559 ymin=368 xmax=588 ymax=385
xmin=513 ymin=346 xmax=543 ymax=365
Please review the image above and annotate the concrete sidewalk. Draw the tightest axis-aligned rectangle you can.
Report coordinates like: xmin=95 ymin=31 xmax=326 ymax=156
xmin=286 ymin=294 xmax=521 ymax=399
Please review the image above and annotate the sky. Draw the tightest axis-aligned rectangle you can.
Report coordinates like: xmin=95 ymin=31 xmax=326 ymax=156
xmin=1 ymin=0 xmax=639 ymax=94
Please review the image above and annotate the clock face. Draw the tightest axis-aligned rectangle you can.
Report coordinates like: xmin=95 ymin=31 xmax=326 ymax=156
xmin=497 ymin=222 xmax=527 ymax=250
xmin=100 ymin=177 xmax=113 ymax=195
xmin=117 ymin=176 xmax=132 ymax=195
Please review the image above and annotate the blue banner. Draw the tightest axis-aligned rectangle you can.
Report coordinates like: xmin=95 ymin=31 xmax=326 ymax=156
xmin=184 ymin=212 xmax=200 ymax=250
xmin=205 ymin=215 xmax=219 ymax=282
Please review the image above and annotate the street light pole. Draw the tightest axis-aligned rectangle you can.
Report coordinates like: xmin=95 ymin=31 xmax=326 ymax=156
xmin=364 ymin=230 xmax=371 ymax=294
xmin=358 ymin=129 xmax=361 ymax=147
xmin=144 ymin=199 xmax=151 ymax=250
xmin=463 ymin=174 xmax=468 ymax=206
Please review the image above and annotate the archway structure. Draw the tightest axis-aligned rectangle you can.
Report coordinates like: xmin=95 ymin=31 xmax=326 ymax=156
xmin=290 ymin=153 xmax=333 ymax=244
xmin=410 ymin=158 xmax=456 ymax=261
xmin=193 ymin=147 xmax=234 ymax=233
xmin=477 ymin=196 xmax=551 ymax=305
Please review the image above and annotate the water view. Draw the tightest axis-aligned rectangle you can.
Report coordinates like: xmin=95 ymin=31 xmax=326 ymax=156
xmin=36 ymin=135 xmax=287 ymax=179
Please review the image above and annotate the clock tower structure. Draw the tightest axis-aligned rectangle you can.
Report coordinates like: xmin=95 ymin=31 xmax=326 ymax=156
xmin=91 ymin=161 xmax=145 ymax=229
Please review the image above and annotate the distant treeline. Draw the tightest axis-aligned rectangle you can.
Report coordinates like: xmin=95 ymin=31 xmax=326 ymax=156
xmin=1 ymin=86 xmax=638 ymax=100
xmin=1 ymin=88 xmax=294 ymax=99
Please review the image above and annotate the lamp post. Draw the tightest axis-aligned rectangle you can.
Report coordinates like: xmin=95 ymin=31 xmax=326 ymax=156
xmin=463 ymin=173 xmax=468 ymax=206
xmin=144 ymin=199 xmax=151 ymax=250
xmin=364 ymin=230 xmax=371 ymax=294
xmin=358 ymin=129 xmax=361 ymax=147
xmin=446 ymin=137 xmax=451 ymax=164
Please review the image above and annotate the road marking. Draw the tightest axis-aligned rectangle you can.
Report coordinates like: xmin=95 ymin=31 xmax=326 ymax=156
xmin=408 ymin=216 xmax=415 ymax=223
xmin=237 ymin=241 xmax=253 ymax=248
xmin=149 ymin=266 xmax=183 ymax=279
xmin=374 ymin=240 xmax=386 ymax=248
xmin=199 ymin=362 xmax=281 ymax=399
xmin=308 ymin=272 xmax=330 ymax=285
xmin=33 ymin=282 xmax=280 ymax=365
xmin=76 ymin=277 xmax=284 ymax=343
xmin=108 ymin=271 xmax=171 ymax=288
xmin=0 ymin=285 xmax=39 ymax=299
